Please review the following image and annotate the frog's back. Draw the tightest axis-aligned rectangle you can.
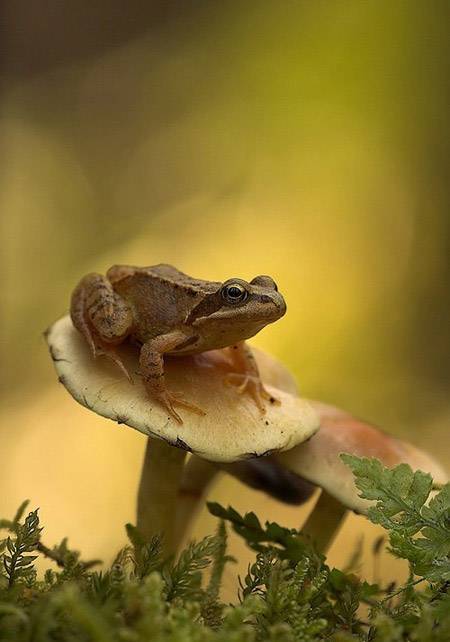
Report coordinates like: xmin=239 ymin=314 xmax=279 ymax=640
xmin=145 ymin=263 xmax=192 ymax=282
xmin=141 ymin=264 xmax=221 ymax=293
xmin=110 ymin=264 xmax=220 ymax=341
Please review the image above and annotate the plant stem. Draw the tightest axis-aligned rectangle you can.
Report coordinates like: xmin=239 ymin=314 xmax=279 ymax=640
xmin=36 ymin=541 xmax=101 ymax=570
xmin=380 ymin=577 xmax=425 ymax=603
xmin=301 ymin=489 xmax=347 ymax=552
xmin=36 ymin=541 xmax=65 ymax=567
xmin=137 ymin=437 xmax=187 ymax=555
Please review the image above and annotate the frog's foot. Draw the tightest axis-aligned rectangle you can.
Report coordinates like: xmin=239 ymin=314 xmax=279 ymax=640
xmin=94 ymin=343 xmax=133 ymax=384
xmin=224 ymin=373 xmax=280 ymax=413
xmin=157 ymin=390 xmax=206 ymax=425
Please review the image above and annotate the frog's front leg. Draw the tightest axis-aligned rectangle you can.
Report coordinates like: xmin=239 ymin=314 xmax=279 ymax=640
xmin=139 ymin=332 xmax=206 ymax=424
xmin=225 ymin=341 xmax=280 ymax=413
xmin=70 ymin=273 xmax=133 ymax=381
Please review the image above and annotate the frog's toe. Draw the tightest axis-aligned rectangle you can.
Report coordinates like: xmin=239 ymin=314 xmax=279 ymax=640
xmin=96 ymin=345 xmax=133 ymax=383
xmin=224 ymin=373 xmax=279 ymax=413
xmin=225 ymin=373 xmax=250 ymax=394
xmin=164 ymin=400 xmax=184 ymax=425
xmin=170 ymin=392 xmax=206 ymax=414
xmin=259 ymin=386 xmax=281 ymax=405
xmin=158 ymin=391 xmax=206 ymax=424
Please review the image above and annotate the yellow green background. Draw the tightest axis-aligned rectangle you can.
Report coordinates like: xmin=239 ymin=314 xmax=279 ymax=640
xmin=1 ymin=1 xmax=449 ymax=594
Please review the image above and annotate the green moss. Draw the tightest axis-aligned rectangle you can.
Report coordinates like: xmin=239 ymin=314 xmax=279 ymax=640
xmin=0 ymin=457 xmax=449 ymax=641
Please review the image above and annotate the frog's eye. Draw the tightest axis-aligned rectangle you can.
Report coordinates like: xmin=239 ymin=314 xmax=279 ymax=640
xmin=221 ymin=282 xmax=248 ymax=304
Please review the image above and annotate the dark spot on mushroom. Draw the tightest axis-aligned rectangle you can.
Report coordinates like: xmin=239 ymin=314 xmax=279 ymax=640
xmin=58 ymin=374 xmax=67 ymax=386
xmin=160 ymin=434 xmax=183 ymax=449
xmin=96 ymin=388 xmax=111 ymax=404
xmin=239 ymin=449 xmax=275 ymax=460
xmin=265 ymin=420 xmax=269 ymax=426
xmin=269 ymin=397 xmax=275 ymax=404
xmin=174 ymin=437 xmax=193 ymax=452
xmin=115 ymin=414 xmax=129 ymax=425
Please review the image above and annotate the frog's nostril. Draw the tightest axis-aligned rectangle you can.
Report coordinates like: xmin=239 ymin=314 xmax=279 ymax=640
xmin=277 ymin=296 xmax=287 ymax=316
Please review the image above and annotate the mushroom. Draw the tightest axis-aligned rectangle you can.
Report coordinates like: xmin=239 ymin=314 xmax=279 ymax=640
xmin=45 ymin=315 xmax=320 ymax=553
xmin=272 ymin=401 xmax=449 ymax=551
xmin=175 ymin=402 xmax=448 ymax=552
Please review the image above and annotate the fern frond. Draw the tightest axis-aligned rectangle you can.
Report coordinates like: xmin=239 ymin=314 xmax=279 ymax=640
xmin=3 ymin=509 xmax=41 ymax=588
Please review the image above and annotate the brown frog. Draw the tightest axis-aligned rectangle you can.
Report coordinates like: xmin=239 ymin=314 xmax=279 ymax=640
xmin=70 ymin=264 xmax=286 ymax=423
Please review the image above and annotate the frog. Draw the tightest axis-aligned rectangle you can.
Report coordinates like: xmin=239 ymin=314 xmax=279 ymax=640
xmin=70 ymin=264 xmax=286 ymax=423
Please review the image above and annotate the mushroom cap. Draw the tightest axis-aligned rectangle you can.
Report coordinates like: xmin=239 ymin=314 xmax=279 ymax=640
xmin=274 ymin=401 xmax=448 ymax=514
xmin=46 ymin=316 xmax=319 ymax=463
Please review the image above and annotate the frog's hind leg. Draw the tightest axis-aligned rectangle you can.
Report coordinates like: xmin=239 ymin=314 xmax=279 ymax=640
xmin=70 ymin=273 xmax=134 ymax=381
xmin=225 ymin=341 xmax=280 ymax=413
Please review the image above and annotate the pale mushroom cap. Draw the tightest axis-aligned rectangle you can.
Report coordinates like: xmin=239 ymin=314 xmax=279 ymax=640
xmin=46 ymin=316 xmax=319 ymax=463
xmin=275 ymin=401 xmax=448 ymax=514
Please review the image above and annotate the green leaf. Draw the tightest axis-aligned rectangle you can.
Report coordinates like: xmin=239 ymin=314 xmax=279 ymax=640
xmin=342 ymin=454 xmax=450 ymax=582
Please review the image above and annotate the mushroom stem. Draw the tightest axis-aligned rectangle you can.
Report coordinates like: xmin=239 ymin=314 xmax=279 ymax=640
xmin=301 ymin=489 xmax=347 ymax=553
xmin=174 ymin=456 xmax=221 ymax=550
xmin=137 ymin=437 xmax=187 ymax=554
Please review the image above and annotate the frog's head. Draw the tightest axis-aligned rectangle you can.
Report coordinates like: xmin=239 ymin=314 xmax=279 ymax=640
xmin=220 ymin=275 xmax=286 ymax=322
xmin=186 ymin=275 xmax=286 ymax=343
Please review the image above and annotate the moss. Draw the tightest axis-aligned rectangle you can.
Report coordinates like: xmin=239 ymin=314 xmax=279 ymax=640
xmin=0 ymin=457 xmax=449 ymax=641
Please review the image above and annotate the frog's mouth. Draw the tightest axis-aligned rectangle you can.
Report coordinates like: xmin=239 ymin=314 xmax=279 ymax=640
xmin=251 ymin=299 xmax=287 ymax=323
xmin=194 ymin=308 xmax=282 ymax=326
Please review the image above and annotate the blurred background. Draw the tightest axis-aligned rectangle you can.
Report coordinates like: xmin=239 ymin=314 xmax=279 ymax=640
xmin=1 ymin=1 xmax=449 ymax=596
